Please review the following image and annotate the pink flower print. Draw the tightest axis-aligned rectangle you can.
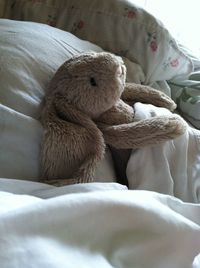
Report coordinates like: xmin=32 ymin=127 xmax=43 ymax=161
xmin=127 ymin=10 xmax=137 ymax=19
xmin=77 ymin=20 xmax=84 ymax=30
xmin=124 ymin=8 xmax=137 ymax=19
xmin=47 ymin=14 xmax=57 ymax=27
xmin=30 ymin=0 xmax=43 ymax=3
xmin=150 ymin=40 xmax=158 ymax=52
xmin=147 ymin=31 xmax=158 ymax=52
xmin=72 ymin=20 xmax=85 ymax=34
xmin=170 ymin=58 xmax=179 ymax=67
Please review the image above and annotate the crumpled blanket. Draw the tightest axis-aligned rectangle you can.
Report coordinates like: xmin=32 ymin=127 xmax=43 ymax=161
xmin=127 ymin=102 xmax=200 ymax=203
xmin=0 ymin=180 xmax=199 ymax=268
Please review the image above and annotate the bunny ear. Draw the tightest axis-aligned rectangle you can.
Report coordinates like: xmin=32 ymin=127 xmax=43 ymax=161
xmin=41 ymin=97 xmax=105 ymax=184
xmin=53 ymin=98 xmax=91 ymax=126
xmin=48 ymin=96 xmax=104 ymax=156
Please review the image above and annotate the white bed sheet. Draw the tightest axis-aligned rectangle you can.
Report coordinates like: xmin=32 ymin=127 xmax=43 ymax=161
xmin=0 ymin=180 xmax=199 ymax=268
xmin=127 ymin=102 xmax=200 ymax=204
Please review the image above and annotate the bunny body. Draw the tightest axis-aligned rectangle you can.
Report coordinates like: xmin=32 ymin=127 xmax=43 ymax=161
xmin=41 ymin=52 xmax=187 ymax=186
xmin=41 ymin=52 xmax=126 ymax=184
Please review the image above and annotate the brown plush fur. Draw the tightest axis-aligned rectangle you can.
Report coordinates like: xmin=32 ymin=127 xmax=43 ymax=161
xmin=40 ymin=52 xmax=187 ymax=186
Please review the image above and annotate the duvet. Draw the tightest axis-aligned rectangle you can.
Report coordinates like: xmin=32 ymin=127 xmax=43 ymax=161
xmin=0 ymin=180 xmax=200 ymax=268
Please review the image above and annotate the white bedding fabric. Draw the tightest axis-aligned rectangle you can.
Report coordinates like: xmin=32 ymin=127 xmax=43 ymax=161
xmin=3 ymin=0 xmax=193 ymax=83
xmin=0 ymin=180 xmax=199 ymax=268
xmin=127 ymin=103 xmax=200 ymax=203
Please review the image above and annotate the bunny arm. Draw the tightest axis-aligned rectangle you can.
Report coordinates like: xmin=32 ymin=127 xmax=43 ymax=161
xmin=122 ymin=83 xmax=177 ymax=111
xmin=42 ymin=95 xmax=105 ymax=186
xmin=96 ymin=99 xmax=134 ymax=125
xmin=97 ymin=115 xmax=187 ymax=149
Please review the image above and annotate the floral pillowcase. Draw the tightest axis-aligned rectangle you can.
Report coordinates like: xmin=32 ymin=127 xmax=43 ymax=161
xmin=2 ymin=0 xmax=193 ymax=83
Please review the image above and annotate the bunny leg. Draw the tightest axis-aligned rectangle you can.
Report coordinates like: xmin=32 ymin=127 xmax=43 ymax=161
xmin=98 ymin=115 xmax=187 ymax=149
xmin=42 ymin=152 xmax=104 ymax=186
xmin=122 ymin=83 xmax=177 ymax=111
xmin=42 ymin=178 xmax=81 ymax=187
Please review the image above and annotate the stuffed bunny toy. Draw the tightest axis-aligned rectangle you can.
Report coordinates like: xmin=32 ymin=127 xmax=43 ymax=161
xmin=40 ymin=52 xmax=187 ymax=186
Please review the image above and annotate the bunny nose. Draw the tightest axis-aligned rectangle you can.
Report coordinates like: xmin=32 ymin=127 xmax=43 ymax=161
xmin=116 ymin=65 xmax=125 ymax=77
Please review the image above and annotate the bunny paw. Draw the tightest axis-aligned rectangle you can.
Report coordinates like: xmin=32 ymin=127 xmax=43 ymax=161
xmin=158 ymin=93 xmax=177 ymax=111
xmin=164 ymin=114 xmax=188 ymax=138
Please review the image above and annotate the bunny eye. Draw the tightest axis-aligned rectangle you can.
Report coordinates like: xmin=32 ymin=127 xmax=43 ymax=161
xmin=90 ymin=77 xmax=97 ymax=87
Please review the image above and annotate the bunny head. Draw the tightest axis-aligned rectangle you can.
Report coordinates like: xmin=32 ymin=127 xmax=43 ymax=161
xmin=47 ymin=52 xmax=126 ymax=118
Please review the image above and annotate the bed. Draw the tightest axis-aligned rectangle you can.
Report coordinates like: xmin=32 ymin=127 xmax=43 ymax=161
xmin=0 ymin=0 xmax=200 ymax=267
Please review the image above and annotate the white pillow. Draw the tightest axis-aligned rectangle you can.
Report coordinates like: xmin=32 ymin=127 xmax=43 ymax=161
xmin=0 ymin=105 xmax=43 ymax=179
xmin=3 ymin=0 xmax=193 ymax=83
xmin=0 ymin=19 xmax=116 ymax=181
